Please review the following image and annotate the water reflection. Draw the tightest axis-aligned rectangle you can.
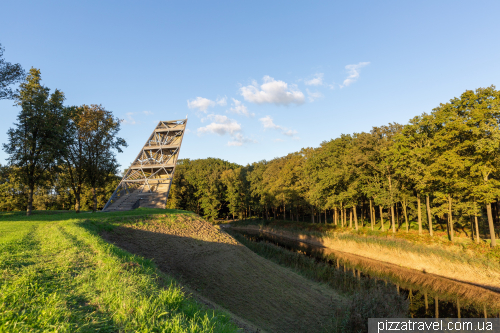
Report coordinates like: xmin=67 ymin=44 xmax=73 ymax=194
xmin=231 ymin=228 xmax=499 ymax=319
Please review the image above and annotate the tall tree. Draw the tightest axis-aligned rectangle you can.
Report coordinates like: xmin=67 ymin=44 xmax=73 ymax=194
xmin=461 ymin=86 xmax=500 ymax=247
xmin=3 ymin=68 xmax=69 ymax=215
xmin=392 ymin=114 xmax=437 ymax=235
xmin=247 ymin=160 xmax=276 ymax=219
xmin=0 ymin=43 xmax=25 ymax=100
xmin=221 ymin=167 xmax=248 ymax=219
xmin=79 ymin=104 xmax=126 ymax=212
xmin=61 ymin=106 xmax=88 ymax=212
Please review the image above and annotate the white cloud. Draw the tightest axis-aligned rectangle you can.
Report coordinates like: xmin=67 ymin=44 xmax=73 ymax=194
xmin=122 ymin=112 xmax=137 ymax=125
xmin=229 ymin=98 xmax=254 ymax=117
xmin=259 ymin=115 xmax=278 ymax=129
xmin=216 ymin=96 xmax=227 ymax=106
xmin=227 ymin=140 xmax=243 ymax=147
xmin=341 ymin=62 xmax=370 ymax=88
xmin=240 ymin=76 xmax=305 ymax=105
xmin=306 ymin=89 xmax=323 ymax=102
xmin=198 ymin=114 xmax=256 ymax=146
xmin=259 ymin=115 xmax=298 ymax=137
xmin=197 ymin=114 xmax=241 ymax=135
xmin=282 ymin=129 xmax=298 ymax=137
xmin=228 ymin=133 xmax=257 ymax=146
xmin=305 ymin=73 xmax=324 ymax=86
xmin=187 ymin=96 xmax=228 ymax=112
xmin=142 ymin=110 xmax=153 ymax=115
xmin=274 ymin=138 xmax=285 ymax=142
xmin=187 ymin=97 xmax=216 ymax=112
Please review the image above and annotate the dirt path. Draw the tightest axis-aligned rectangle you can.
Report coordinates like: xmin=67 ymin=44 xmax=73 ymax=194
xmin=101 ymin=215 xmax=342 ymax=333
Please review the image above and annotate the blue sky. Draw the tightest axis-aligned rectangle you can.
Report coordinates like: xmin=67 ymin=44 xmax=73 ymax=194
xmin=1 ymin=1 xmax=499 ymax=170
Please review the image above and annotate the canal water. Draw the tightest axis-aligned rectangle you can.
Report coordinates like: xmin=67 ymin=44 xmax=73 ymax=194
xmin=230 ymin=228 xmax=500 ymax=319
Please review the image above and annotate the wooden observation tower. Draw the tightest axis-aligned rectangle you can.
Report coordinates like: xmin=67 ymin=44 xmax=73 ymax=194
xmin=102 ymin=119 xmax=187 ymax=212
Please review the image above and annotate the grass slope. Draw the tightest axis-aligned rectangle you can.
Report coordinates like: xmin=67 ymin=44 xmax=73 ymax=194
xmin=99 ymin=212 xmax=342 ymax=333
xmin=0 ymin=209 xmax=238 ymax=333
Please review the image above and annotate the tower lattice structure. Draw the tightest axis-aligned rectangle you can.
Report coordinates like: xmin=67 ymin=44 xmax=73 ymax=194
xmin=102 ymin=119 xmax=187 ymax=211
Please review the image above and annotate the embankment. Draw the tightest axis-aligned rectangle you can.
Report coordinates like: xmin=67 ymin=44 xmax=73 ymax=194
xmin=101 ymin=213 xmax=343 ymax=333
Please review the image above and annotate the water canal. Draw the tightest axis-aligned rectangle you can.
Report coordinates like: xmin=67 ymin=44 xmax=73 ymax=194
xmin=229 ymin=228 xmax=500 ymax=319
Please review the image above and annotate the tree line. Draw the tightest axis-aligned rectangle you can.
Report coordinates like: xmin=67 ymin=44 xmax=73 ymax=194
xmin=168 ymin=86 xmax=500 ymax=247
xmin=1 ymin=44 xmax=498 ymax=246
xmin=0 ymin=44 xmax=126 ymax=215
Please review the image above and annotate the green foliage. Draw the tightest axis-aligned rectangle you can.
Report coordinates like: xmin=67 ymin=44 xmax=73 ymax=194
xmin=221 ymin=167 xmax=249 ymax=219
xmin=3 ymin=68 xmax=70 ymax=215
xmin=0 ymin=164 xmax=26 ymax=211
xmin=1 ymin=71 xmax=126 ymax=214
xmin=0 ymin=43 xmax=25 ymax=100
xmin=2 ymin=83 xmax=499 ymax=246
xmin=167 ymin=158 xmax=239 ymax=221
xmin=77 ymin=104 xmax=127 ymax=212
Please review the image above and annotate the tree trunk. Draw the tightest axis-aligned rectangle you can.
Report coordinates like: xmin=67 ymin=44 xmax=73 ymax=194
xmin=388 ymin=173 xmax=395 ymax=233
xmin=340 ymin=202 xmax=344 ymax=227
xmin=372 ymin=205 xmax=376 ymax=231
xmin=369 ymin=199 xmax=374 ymax=230
xmin=448 ymin=195 xmax=454 ymax=242
xmin=426 ymin=195 xmax=433 ymax=236
xmin=379 ymin=205 xmax=384 ymax=231
xmin=334 ymin=207 xmax=338 ymax=225
xmin=343 ymin=207 xmax=346 ymax=227
xmin=311 ymin=206 xmax=314 ymax=223
xmin=325 ymin=209 xmax=327 ymax=224
xmin=486 ymin=203 xmax=497 ymax=247
xmin=361 ymin=201 xmax=365 ymax=227
xmin=474 ymin=201 xmax=480 ymax=244
xmin=403 ymin=200 xmax=409 ymax=232
xmin=353 ymin=205 xmax=358 ymax=231
xmin=349 ymin=209 xmax=353 ymax=229
xmin=424 ymin=291 xmax=428 ymax=312
xmin=283 ymin=194 xmax=286 ymax=220
xmin=396 ymin=203 xmax=400 ymax=229
xmin=27 ymin=185 xmax=34 ymax=216
xmin=92 ymin=187 xmax=97 ymax=212
xmin=435 ymin=296 xmax=439 ymax=318
xmin=391 ymin=205 xmax=395 ymax=233
xmin=417 ymin=194 xmax=422 ymax=234
xmin=75 ymin=192 xmax=81 ymax=213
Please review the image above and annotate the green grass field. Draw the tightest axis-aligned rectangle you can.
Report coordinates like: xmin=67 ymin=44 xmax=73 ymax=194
xmin=0 ymin=209 xmax=238 ymax=333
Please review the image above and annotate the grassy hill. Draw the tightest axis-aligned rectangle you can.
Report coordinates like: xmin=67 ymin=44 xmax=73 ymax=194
xmin=0 ymin=209 xmax=238 ymax=332
xmin=99 ymin=210 xmax=342 ymax=333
